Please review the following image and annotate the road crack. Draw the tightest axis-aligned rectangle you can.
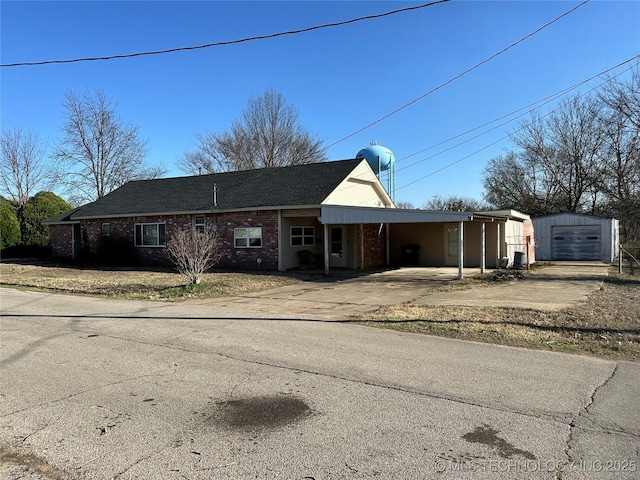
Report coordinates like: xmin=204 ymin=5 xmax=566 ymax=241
xmin=555 ymin=362 xmax=621 ymax=479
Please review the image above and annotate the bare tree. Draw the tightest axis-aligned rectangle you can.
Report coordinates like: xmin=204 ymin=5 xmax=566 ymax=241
xmin=55 ymin=90 xmax=164 ymax=204
xmin=165 ymin=226 xmax=224 ymax=285
xmin=0 ymin=128 xmax=52 ymax=208
xmin=512 ymin=97 xmax=604 ymax=213
xmin=483 ymin=96 xmax=605 ymax=215
xmin=598 ymin=70 xmax=640 ymax=243
xmin=179 ymin=89 xmax=327 ymax=174
xmin=482 ymin=77 xmax=640 ymax=243
xmin=601 ymin=67 xmax=640 ymax=129
xmin=423 ymin=194 xmax=488 ymax=211
xmin=395 ymin=201 xmax=416 ymax=209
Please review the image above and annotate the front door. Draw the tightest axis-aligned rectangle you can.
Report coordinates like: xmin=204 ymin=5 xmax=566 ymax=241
xmin=330 ymin=226 xmax=347 ymax=268
xmin=445 ymin=225 xmax=459 ymax=266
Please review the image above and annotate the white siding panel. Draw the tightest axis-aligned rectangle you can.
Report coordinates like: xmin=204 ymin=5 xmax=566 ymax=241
xmin=323 ymin=162 xmax=391 ymax=207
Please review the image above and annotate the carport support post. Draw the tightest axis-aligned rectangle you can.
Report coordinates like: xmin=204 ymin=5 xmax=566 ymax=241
xmin=458 ymin=221 xmax=464 ymax=279
xmin=480 ymin=221 xmax=486 ymax=274
xmin=496 ymin=224 xmax=501 ymax=267
xmin=324 ymin=223 xmax=330 ymax=275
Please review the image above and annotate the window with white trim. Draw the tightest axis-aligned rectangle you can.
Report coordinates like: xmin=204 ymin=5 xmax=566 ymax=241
xmin=234 ymin=227 xmax=262 ymax=248
xmin=101 ymin=223 xmax=110 ymax=237
xmin=290 ymin=226 xmax=315 ymax=246
xmin=194 ymin=215 xmax=205 ymax=234
xmin=134 ymin=223 xmax=166 ymax=247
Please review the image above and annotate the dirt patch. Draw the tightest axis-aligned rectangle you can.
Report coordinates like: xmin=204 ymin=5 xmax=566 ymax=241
xmin=212 ymin=395 xmax=312 ymax=431
xmin=0 ymin=444 xmax=68 ymax=480
xmin=462 ymin=425 xmax=536 ymax=460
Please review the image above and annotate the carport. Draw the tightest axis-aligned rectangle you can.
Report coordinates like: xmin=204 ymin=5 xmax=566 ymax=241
xmin=319 ymin=205 xmax=511 ymax=278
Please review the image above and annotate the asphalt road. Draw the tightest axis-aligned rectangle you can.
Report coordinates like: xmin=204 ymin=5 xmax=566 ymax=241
xmin=1 ymin=288 xmax=638 ymax=479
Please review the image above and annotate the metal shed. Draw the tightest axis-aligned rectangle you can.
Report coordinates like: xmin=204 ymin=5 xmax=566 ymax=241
xmin=531 ymin=213 xmax=619 ymax=262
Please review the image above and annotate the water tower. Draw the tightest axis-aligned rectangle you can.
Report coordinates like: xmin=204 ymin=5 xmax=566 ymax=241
xmin=356 ymin=142 xmax=396 ymax=202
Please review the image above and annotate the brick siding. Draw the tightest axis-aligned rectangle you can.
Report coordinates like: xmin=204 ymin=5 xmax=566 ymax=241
xmin=49 ymin=224 xmax=74 ymax=259
xmin=74 ymin=211 xmax=279 ymax=270
xmin=357 ymin=223 xmax=387 ymax=269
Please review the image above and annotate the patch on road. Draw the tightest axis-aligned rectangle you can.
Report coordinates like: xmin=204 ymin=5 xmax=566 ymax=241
xmin=0 ymin=444 xmax=66 ymax=480
xmin=462 ymin=424 xmax=536 ymax=460
xmin=213 ymin=395 xmax=312 ymax=431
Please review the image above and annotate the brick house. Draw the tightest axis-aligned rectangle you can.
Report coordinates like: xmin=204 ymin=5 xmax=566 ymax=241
xmin=44 ymin=159 xmax=394 ymax=272
xmin=45 ymin=158 xmax=533 ymax=276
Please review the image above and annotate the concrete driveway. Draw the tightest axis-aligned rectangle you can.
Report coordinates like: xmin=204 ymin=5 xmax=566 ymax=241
xmin=200 ymin=262 xmax=612 ymax=319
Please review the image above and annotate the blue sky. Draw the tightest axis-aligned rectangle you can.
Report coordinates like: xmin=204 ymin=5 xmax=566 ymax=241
xmin=2 ymin=0 xmax=639 ymax=207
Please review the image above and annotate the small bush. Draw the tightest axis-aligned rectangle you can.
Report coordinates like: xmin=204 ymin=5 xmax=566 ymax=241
xmin=165 ymin=226 xmax=223 ymax=284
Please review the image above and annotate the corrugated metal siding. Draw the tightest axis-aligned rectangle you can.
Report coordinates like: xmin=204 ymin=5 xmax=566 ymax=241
xmin=532 ymin=213 xmax=618 ymax=261
xmin=551 ymin=225 xmax=601 ymax=260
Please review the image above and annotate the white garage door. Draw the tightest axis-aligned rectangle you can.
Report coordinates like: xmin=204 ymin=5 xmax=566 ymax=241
xmin=551 ymin=225 xmax=601 ymax=260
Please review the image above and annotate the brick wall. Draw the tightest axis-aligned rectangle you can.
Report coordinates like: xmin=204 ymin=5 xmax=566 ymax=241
xmin=357 ymin=223 xmax=387 ymax=269
xmin=214 ymin=211 xmax=279 ymax=270
xmin=75 ymin=211 xmax=279 ymax=270
xmin=49 ymin=224 xmax=74 ymax=259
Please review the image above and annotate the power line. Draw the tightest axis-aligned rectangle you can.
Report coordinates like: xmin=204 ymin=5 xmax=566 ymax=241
xmin=396 ymin=56 xmax=639 ymax=192
xmin=396 ymin=55 xmax=640 ymax=173
xmin=326 ymin=0 xmax=592 ymax=149
xmin=0 ymin=0 xmax=451 ymax=68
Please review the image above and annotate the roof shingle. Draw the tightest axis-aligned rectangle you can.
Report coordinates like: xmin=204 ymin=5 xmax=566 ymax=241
xmin=70 ymin=159 xmax=363 ymax=219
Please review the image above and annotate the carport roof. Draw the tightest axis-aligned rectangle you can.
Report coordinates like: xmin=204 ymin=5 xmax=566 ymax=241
xmin=319 ymin=205 xmax=509 ymax=224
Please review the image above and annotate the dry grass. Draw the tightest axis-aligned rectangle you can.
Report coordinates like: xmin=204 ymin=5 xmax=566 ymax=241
xmin=0 ymin=260 xmax=306 ymax=300
xmin=359 ymin=270 xmax=640 ymax=361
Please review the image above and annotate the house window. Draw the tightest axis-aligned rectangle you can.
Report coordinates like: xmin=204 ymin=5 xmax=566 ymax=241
xmin=234 ymin=227 xmax=262 ymax=248
xmin=194 ymin=215 xmax=205 ymax=234
xmin=291 ymin=226 xmax=315 ymax=246
xmin=101 ymin=223 xmax=110 ymax=237
xmin=135 ymin=223 xmax=166 ymax=247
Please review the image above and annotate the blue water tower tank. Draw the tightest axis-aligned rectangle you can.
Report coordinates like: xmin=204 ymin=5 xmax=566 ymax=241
xmin=356 ymin=143 xmax=394 ymax=174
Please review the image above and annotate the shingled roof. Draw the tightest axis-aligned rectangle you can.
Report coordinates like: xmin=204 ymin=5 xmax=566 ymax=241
xmin=69 ymin=159 xmax=364 ymax=219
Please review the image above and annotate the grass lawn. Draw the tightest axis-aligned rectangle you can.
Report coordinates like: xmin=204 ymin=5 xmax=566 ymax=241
xmin=0 ymin=260 xmax=309 ymax=300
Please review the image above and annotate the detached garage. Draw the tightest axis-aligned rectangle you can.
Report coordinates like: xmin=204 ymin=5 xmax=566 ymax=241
xmin=532 ymin=213 xmax=619 ymax=262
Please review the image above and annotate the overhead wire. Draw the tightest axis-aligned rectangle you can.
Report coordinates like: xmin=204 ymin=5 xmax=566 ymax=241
xmin=396 ymin=55 xmax=640 ymax=173
xmin=0 ymin=0 xmax=451 ymax=68
xmin=325 ymin=0 xmax=592 ymax=149
xmin=395 ymin=56 xmax=640 ymax=192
